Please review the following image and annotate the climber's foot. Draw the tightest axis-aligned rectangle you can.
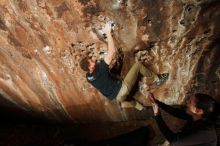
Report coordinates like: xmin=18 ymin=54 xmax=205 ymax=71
xmin=154 ymin=73 xmax=169 ymax=86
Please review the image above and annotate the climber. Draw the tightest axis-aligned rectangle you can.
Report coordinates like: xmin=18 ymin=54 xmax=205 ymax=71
xmin=80 ymin=23 xmax=169 ymax=110
xmin=149 ymin=93 xmax=218 ymax=146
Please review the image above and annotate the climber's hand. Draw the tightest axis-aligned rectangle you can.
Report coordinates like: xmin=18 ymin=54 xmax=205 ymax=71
xmin=152 ymin=102 xmax=160 ymax=116
xmin=149 ymin=93 xmax=160 ymax=116
xmin=104 ymin=23 xmax=112 ymax=35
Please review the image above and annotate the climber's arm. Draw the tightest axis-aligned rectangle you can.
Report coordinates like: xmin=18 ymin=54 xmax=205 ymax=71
xmin=104 ymin=23 xmax=117 ymax=65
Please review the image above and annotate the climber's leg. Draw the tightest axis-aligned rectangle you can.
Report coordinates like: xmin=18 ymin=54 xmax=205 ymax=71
xmin=116 ymin=62 xmax=158 ymax=102
xmin=116 ymin=81 xmax=129 ymax=102
xmin=123 ymin=62 xmax=158 ymax=92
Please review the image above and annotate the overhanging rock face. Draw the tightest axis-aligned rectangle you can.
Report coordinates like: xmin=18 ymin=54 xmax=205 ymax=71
xmin=0 ymin=0 xmax=219 ymax=122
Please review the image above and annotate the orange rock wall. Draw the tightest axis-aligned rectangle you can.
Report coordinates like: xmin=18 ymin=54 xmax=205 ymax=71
xmin=0 ymin=0 xmax=219 ymax=122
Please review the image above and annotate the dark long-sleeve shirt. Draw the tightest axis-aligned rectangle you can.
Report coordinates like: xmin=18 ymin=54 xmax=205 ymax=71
xmin=86 ymin=60 xmax=122 ymax=100
xmin=155 ymin=100 xmax=217 ymax=146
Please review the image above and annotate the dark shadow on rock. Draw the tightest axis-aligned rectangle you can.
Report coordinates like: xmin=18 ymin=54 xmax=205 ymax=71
xmin=62 ymin=126 xmax=151 ymax=146
xmin=188 ymin=38 xmax=220 ymax=99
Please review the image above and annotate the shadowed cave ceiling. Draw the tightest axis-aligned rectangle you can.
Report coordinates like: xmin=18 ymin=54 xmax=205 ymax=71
xmin=0 ymin=0 xmax=219 ymax=123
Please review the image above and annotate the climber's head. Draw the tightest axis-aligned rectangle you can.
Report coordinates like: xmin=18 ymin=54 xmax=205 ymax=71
xmin=186 ymin=93 xmax=217 ymax=121
xmin=80 ymin=57 xmax=96 ymax=73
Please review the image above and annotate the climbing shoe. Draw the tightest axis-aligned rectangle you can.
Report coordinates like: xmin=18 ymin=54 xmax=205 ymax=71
xmin=155 ymin=73 xmax=169 ymax=86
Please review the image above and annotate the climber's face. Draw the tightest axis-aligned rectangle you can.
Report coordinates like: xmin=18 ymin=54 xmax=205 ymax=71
xmin=88 ymin=59 xmax=96 ymax=73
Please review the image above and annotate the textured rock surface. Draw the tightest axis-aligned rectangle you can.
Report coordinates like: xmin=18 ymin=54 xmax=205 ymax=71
xmin=0 ymin=0 xmax=219 ymax=122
